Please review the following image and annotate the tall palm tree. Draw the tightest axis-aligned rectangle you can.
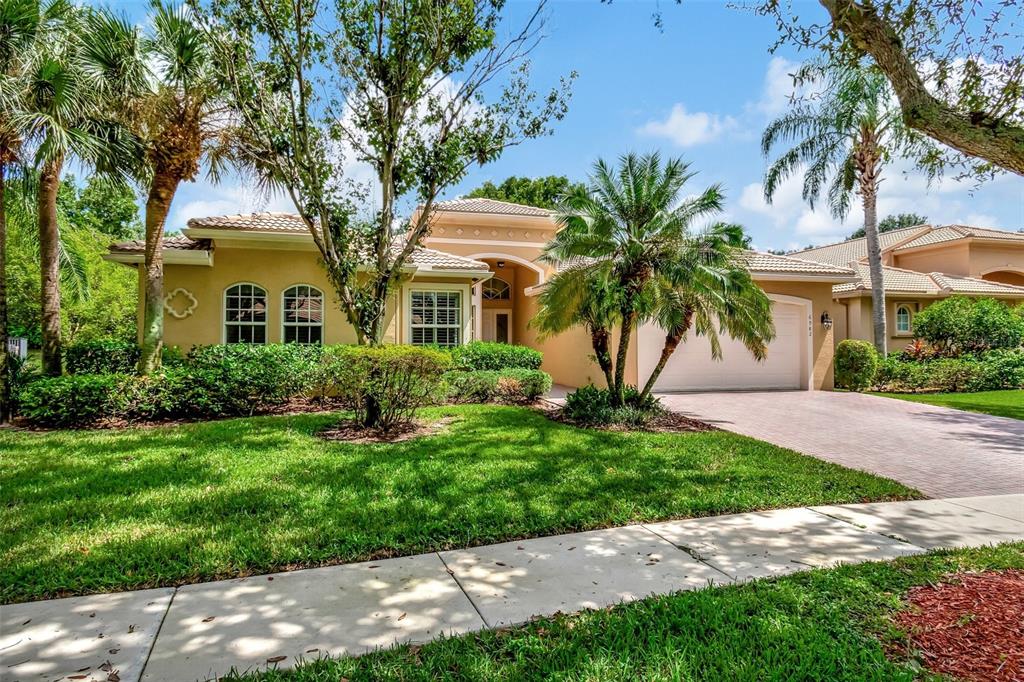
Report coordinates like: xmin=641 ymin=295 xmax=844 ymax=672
xmin=88 ymin=4 xmax=227 ymax=374
xmin=539 ymin=153 xmax=773 ymax=406
xmin=762 ymin=61 xmax=934 ymax=356
xmin=13 ymin=3 xmax=138 ymax=375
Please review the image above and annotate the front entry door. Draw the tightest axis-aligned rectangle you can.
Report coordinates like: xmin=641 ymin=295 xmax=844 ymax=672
xmin=482 ymin=309 xmax=512 ymax=343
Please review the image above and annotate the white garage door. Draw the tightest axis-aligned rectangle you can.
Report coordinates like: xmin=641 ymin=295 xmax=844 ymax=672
xmin=638 ymin=301 xmax=807 ymax=391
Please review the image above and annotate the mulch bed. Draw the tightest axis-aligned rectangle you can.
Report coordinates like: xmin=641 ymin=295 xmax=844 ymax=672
xmin=317 ymin=416 xmax=460 ymax=444
xmin=537 ymin=403 xmax=716 ymax=433
xmin=894 ymin=569 xmax=1024 ymax=681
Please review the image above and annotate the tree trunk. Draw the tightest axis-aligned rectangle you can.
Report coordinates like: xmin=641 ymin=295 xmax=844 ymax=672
xmin=38 ymin=157 xmax=63 ymax=376
xmin=855 ymin=140 xmax=887 ymax=355
xmin=639 ymin=309 xmax=694 ymax=401
xmin=139 ymin=170 xmax=181 ymax=374
xmin=0 ymin=163 xmax=10 ymax=422
xmin=611 ymin=309 xmax=636 ymax=406
xmin=590 ymin=326 xmax=614 ymax=389
xmin=820 ymin=0 xmax=1024 ymax=175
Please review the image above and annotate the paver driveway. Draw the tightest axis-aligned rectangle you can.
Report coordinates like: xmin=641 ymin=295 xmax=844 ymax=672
xmin=658 ymin=391 xmax=1024 ymax=498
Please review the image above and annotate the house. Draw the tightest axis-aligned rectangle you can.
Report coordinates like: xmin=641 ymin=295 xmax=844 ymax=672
xmin=107 ymin=198 xmax=860 ymax=391
xmin=788 ymin=225 xmax=1024 ymax=351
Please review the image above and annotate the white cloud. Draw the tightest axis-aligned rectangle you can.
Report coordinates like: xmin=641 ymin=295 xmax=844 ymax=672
xmin=637 ymin=104 xmax=736 ymax=148
xmin=753 ymin=56 xmax=803 ymax=117
xmin=167 ymin=180 xmax=296 ymax=231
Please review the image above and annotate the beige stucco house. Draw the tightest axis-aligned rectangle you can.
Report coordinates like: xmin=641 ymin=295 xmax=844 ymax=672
xmin=108 ymin=198 xmax=870 ymax=391
xmin=788 ymin=225 xmax=1024 ymax=351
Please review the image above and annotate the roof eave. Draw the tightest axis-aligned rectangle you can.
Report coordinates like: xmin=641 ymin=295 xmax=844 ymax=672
xmin=104 ymin=250 xmax=213 ymax=267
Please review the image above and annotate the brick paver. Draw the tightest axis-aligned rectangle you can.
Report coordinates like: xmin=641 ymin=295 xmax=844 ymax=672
xmin=658 ymin=391 xmax=1024 ymax=498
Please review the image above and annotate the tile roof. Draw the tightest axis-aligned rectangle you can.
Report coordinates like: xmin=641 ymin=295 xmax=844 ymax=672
xmin=833 ymin=263 xmax=1024 ymax=297
xmin=739 ymin=251 xmax=856 ymax=277
xmin=109 ymin=236 xmax=210 ymax=252
xmin=897 ymin=224 xmax=1024 ymax=250
xmin=115 ymin=213 xmax=489 ymax=272
xmin=789 ymin=225 xmax=930 ymax=266
xmin=431 ymin=197 xmax=554 ymax=217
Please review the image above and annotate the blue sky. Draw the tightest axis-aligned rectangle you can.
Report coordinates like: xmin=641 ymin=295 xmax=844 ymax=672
xmin=113 ymin=0 xmax=1023 ymax=252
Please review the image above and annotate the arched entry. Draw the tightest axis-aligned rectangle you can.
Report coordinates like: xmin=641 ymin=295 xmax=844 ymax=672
xmin=466 ymin=253 xmax=546 ymax=343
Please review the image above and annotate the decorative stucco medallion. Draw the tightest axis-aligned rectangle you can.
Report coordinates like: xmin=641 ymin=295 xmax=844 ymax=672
xmin=473 ymin=229 xmax=480 ymax=236
xmin=490 ymin=230 xmax=497 ymax=237
xmin=524 ymin=231 xmax=531 ymax=238
xmin=164 ymin=288 xmax=198 ymax=319
xmin=542 ymin=232 xmax=550 ymax=239
xmin=507 ymin=230 xmax=514 ymax=238
xmin=456 ymin=227 xmax=464 ymax=235
xmin=437 ymin=227 xmax=446 ymax=235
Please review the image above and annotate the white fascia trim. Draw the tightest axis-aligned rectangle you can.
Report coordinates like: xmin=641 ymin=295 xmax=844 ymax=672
xmin=412 ymin=267 xmax=494 ymax=279
xmin=752 ymin=272 xmax=859 ymax=283
xmin=425 ymin=237 xmax=549 ymax=248
xmin=103 ymin=250 xmax=213 ymax=266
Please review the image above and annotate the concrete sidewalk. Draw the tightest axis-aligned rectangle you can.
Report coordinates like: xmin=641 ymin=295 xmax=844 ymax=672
xmin=3 ymin=495 xmax=1022 ymax=682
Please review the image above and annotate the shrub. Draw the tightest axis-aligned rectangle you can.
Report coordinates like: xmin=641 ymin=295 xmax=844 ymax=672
xmin=445 ymin=369 xmax=552 ymax=404
xmin=873 ymin=351 xmax=1024 ymax=393
xmin=65 ymin=340 xmax=139 ymax=374
xmin=562 ymin=384 xmax=663 ymax=427
xmin=835 ymin=340 xmax=879 ymax=391
xmin=187 ymin=344 xmax=324 ymax=414
xmin=17 ymin=374 xmax=125 ymax=427
xmin=450 ymin=342 xmax=542 ymax=371
xmin=913 ymin=296 xmax=1024 ymax=356
xmin=326 ymin=345 xmax=451 ymax=431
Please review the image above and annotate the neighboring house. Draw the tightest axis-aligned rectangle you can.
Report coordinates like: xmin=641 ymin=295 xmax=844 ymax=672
xmin=107 ymin=198 xmax=858 ymax=391
xmin=788 ymin=225 xmax=1024 ymax=350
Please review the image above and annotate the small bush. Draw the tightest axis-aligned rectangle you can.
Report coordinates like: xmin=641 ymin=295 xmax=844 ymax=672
xmin=873 ymin=350 xmax=1024 ymax=393
xmin=445 ymin=369 xmax=552 ymax=404
xmin=450 ymin=342 xmax=542 ymax=371
xmin=17 ymin=374 xmax=125 ymax=427
xmin=563 ymin=385 xmax=663 ymax=427
xmin=835 ymin=340 xmax=879 ymax=391
xmin=65 ymin=340 xmax=139 ymax=374
xmin=326 ymin=345 xmax=451 ymax=431
xmin=187 ymin=344 xmax=324 ymax=414
xmin=913 ymin=296 xmax=1024 ymax=356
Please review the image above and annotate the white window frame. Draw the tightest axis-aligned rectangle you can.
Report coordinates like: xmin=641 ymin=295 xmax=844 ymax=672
xmin=223 ymin=282 xmax=268 ymax=344
xmin=281 ymin=284 xmax=325 ymax=344
xmin=404 ymin=283 xmax=470 ymax=347
xmin=895 ymin=303 xmax=914 ymax=335
xmin=482 ymin=276 xmax=511 ymax=301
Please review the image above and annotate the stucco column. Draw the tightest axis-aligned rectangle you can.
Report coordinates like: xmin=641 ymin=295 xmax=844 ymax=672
xmin=473 ymin=282 xmax=483 ymax=341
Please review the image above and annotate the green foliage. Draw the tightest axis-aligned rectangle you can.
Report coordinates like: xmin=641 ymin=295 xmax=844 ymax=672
xmin=912 ymin=297 xmax=1024 ymax=356
xmin=563 ymin=384 xmax=664 ymax=427
xmin=450 ymin=342 xmax=543 ymax=371
xmin=186 ymin=344 xmax=324 ymax=414
xmin=65 ymin=340 xmax=140 ymax=374
xmin=445 ymin=369 xmax=552 ymax=404
xmin=62 ymin=176 xmax=143 ymax=240
xmin=874 ymin=350 xmax=1024 ymax=393
xmin=323 ymin=345 xmax=451 ymax=431
xmin=17 ymin=374 xmax=126 ymax=427
xmin=835 ymin=340 xmax=879 ymax=391
xmin=466 ymin=175 xmax=583 ymax=209
xmin=848 ymin=213 xmax=927 ymax=239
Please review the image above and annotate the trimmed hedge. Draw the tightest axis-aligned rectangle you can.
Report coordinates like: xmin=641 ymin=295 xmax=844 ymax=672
xmin=445 ymin=369 xmax=552 ymax=404
xmin=65 ymin=341 xmax=139 ymax=374
xmin=835 ymin=340 xmax=879 ymax=391
xmin=450 ymin=342 xmax=542 ymax=371
xmin=874 ymin=350 xmax=1024 ymax=393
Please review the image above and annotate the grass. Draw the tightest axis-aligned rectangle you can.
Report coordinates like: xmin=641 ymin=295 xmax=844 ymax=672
xmin=873 ymin=389 xmax=1024 ymax=420
xmin=235 ymin=543 xmax=1024 ymax=681
xmin=0 ymin=405 xmax=919 ymax=604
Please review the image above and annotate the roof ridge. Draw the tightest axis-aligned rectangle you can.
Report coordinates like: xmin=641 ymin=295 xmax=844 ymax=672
xmin=748 ymin=249 xmax=852 ymax=271
xmin=933 ymin=270 xmax=1024 ymax=292
xmin=790 ymin=224 xmax=931 ymax=255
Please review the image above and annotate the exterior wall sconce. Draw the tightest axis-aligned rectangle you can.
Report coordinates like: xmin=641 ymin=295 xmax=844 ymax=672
xmin=496 ymin=260 xmax=506 ymax=268
xmin=820 ymin=311 xmax=833 ymax=330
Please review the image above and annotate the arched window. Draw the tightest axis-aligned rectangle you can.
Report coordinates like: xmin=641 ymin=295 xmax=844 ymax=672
xmin=224 ymin=283 xmax=267 ymax=343
xmin=482 ymin=277 xmax=511 ymax=300
xmin=283 ymin=285 xmax=324 ymax=344
xmin=895 ymin=304 xmax=913 ymax=334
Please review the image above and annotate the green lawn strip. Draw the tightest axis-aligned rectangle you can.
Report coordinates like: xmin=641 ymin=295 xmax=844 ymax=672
xmin=873 ymin=390 xmax=1024 ymax=420
xmin=235 ymin=543 xmax=1024 ymax=682
xmin=0 ymin=405 xmax=919 ymax=604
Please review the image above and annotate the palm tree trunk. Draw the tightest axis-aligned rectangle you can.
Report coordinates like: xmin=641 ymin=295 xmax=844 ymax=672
xmin=0 ymin=162 xmax=10 ymax=422
xmin=855 ymin=138 xmax=887 ymax=356
xmin=590 ymin=325 xmax=614 ymax=389
xmin=639 ymin=309 xmax=694 ymax=401
xmin=611 ymin=310 xmax=635 ymax=406
xmin=139 ymin=170 xmax=181 ymax=374
xmin=38 ymin=157 xmax=63 ymax=376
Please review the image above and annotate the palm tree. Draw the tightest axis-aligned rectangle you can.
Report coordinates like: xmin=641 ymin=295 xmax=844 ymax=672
xmin=88 ymin=4 xmax=227 ymax=374
xmin=13 ymin=3 xmax=138 ymax=375
xmin=539 ymin=153 xmax=773 ymax=406
xmin=762 ymin=61 xmax=934 ymax=356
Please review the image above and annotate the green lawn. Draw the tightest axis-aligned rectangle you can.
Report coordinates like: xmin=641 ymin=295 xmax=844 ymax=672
xmin=873 ymin=389 xmax=1024 ymax=420
xmin=0 ymin=405 xmax=919 ymax=604
xmin=231 ymin=542 xmax=1024 ymax=681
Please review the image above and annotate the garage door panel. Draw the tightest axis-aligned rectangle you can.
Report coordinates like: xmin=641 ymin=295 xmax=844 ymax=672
xmin=640 ymin=302 xmax=807 ymax=391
